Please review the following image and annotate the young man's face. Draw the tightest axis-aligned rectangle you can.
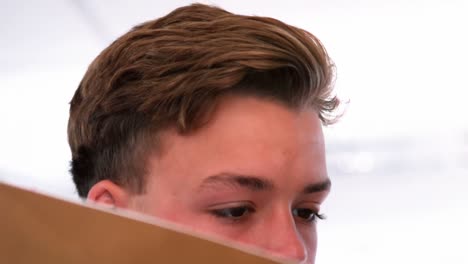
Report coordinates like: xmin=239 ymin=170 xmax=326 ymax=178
xmin=93 ymin=95 xmax=330 ymax=263
xmin=138 ymin=97 xmax=329 ymax=262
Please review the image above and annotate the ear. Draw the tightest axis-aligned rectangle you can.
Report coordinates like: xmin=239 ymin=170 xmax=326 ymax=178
xmin=87 ymin=180 xmax=130 ymax=208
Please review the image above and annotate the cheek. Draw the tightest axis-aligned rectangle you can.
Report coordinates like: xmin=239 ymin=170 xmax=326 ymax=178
xmin=159 ymin=209 xmax=232 ymax=237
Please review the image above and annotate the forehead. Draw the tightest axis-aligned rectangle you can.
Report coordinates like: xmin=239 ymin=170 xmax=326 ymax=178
xmin=152 ymin=95 xmax=327 ymax=186
xmin=177 ymin=95 xmax=323 ymax=146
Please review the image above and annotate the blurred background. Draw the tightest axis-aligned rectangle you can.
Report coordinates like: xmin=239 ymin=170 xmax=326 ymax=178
xmin=1 ymin=0 xmax=467 ymax=263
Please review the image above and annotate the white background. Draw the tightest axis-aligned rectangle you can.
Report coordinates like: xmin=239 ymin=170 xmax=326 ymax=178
xmin=1 ymin=0 xmax=467 ymax=263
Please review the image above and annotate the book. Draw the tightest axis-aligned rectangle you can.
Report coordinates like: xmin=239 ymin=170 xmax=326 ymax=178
xmin=0 ymin=182 xmax=287 ymax=264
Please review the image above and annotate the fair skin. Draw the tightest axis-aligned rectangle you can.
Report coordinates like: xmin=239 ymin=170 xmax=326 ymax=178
xmin=88 ymin=95 xmax=330 ymax=264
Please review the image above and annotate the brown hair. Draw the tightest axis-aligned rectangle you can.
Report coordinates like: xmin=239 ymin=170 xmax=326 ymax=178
xmin=68 ymin=3 xmax=339 ymax=198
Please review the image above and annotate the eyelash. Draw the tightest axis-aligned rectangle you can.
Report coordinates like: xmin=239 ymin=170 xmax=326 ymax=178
xmin=210 ymin=205 xmax=325 ymax=223
xmin=211 ymin=205 xmax=256 ymax=222
xmin=292 ymin=208 xmax=326 ymax=223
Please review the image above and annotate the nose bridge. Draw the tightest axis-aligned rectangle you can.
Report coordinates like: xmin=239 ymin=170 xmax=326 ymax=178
xmin=260 ymin=210 xmax=308 ymax=262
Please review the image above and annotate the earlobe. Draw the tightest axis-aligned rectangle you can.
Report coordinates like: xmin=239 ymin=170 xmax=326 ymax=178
xmin=87 ymin=180 xmax=130 ymax=208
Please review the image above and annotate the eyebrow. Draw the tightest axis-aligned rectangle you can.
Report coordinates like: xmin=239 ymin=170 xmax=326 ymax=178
xmin=302 ymin=178 xmax=331 ymax=194
xmin=199 ymin=174 xmax=274 ymax=192
xmin=198 ymin=173 xmax=331 ymax=194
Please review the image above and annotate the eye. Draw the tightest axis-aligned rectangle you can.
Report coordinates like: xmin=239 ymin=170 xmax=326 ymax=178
xmin=292 ymin=208 xmax=325 ymax=223
xmin=211 ymin=206 xmax=255 ymax=220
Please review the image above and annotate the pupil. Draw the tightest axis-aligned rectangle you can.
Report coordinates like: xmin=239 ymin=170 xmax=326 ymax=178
xmin=297 ymin=209 xmax=312 ymax=219
xmin=229 ymin=207 xmax=246 ymax=217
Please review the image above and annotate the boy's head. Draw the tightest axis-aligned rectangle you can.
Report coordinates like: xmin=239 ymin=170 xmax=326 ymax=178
xmin=68 ymin=4 xmax=338 ymax=263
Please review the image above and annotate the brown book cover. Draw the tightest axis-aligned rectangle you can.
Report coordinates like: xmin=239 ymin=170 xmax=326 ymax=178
xmin=0 ymin=182 xmax=290 ymax=264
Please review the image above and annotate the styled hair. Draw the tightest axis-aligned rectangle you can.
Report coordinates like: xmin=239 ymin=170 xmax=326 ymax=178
xmin=68 ymin=3 xmax=339 ymax=198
